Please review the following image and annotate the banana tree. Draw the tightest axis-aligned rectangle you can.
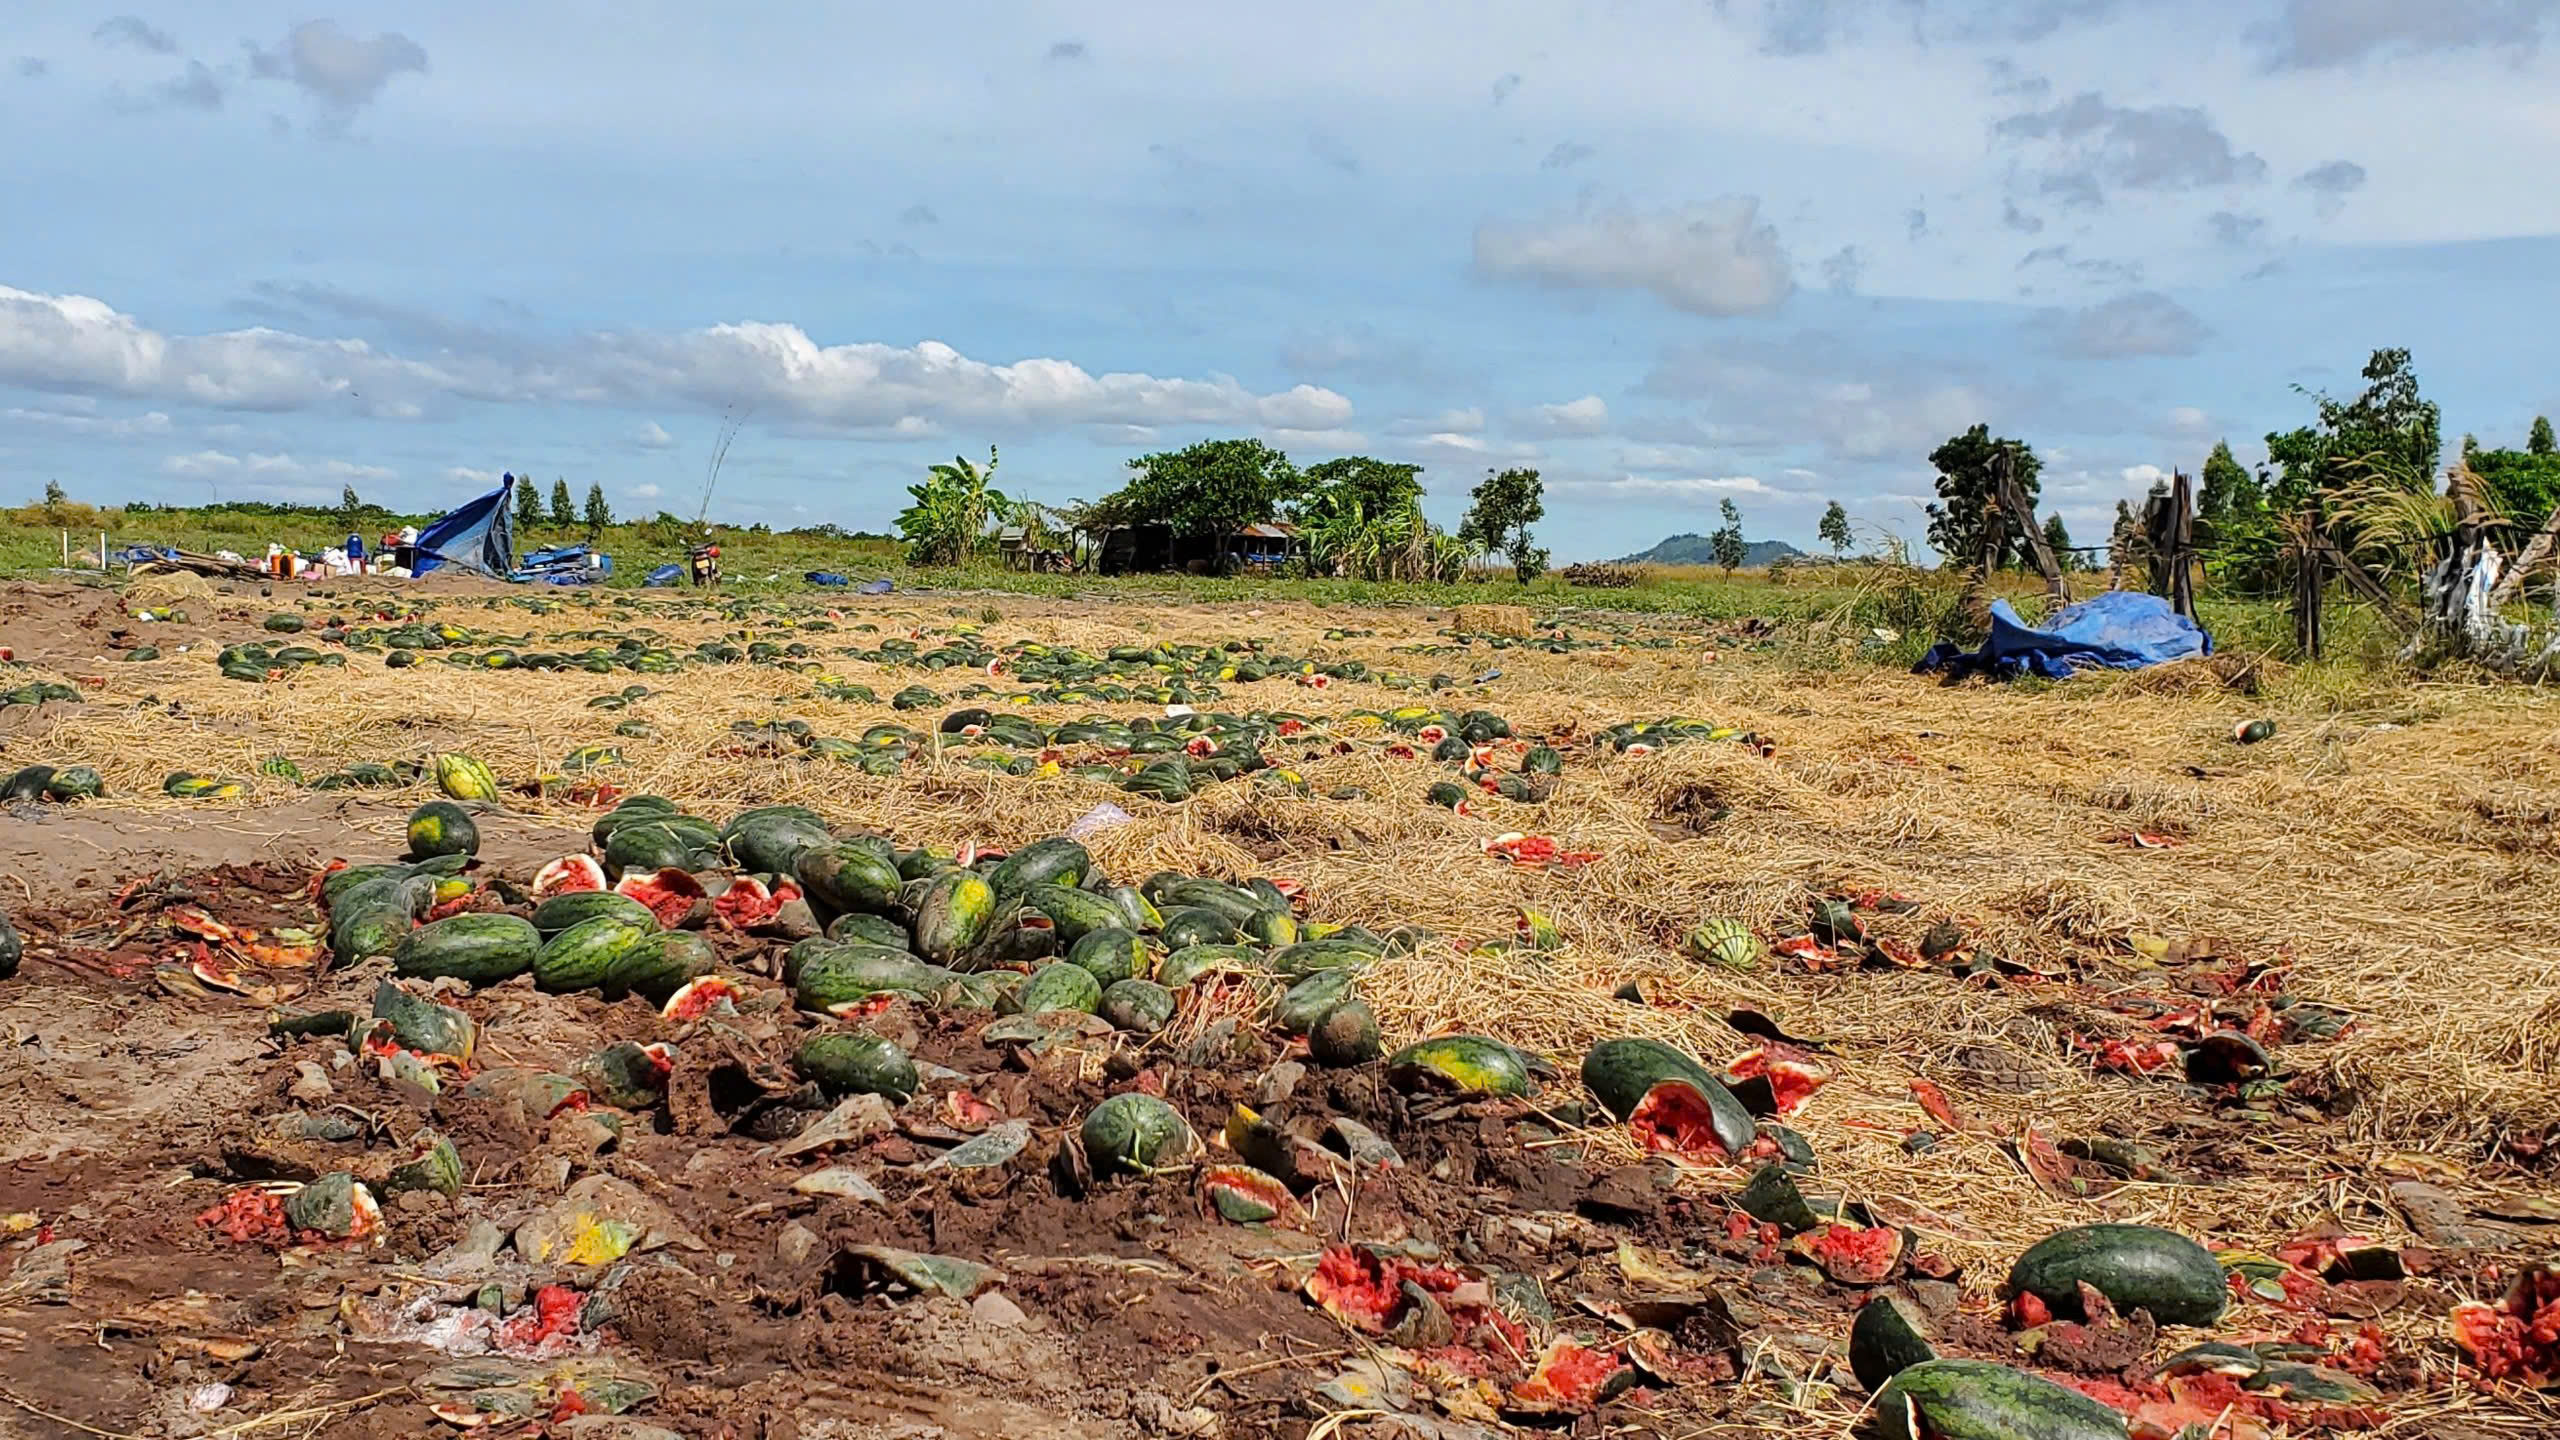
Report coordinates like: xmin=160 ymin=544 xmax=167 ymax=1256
xmin=897 ymin=448 xmax=1006 ymax=567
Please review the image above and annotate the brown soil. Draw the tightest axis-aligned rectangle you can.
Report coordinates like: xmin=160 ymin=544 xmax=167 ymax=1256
xmin=2 ymin=580 xmax=2557 ymax=1439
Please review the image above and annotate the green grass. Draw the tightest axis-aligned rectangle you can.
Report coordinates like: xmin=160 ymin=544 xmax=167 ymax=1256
xmin=1 ymin=501 xmax=2419 ymax=700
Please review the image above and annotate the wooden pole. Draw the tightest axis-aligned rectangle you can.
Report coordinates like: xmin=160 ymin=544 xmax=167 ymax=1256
xmin=2168 ymin=470 xmax=2196 ymax=622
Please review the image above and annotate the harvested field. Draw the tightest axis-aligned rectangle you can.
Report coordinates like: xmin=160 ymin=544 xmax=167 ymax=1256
xmin=1 ymin=576 xmax=2556 ymax=1439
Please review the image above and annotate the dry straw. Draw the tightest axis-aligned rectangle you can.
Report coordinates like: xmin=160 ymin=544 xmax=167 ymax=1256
xmin=15 ymin=582 xmax=2560 ymax=1427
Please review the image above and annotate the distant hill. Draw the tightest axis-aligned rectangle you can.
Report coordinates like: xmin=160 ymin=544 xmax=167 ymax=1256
xmin=1615 ymin=533 xmax=1807 ymax=568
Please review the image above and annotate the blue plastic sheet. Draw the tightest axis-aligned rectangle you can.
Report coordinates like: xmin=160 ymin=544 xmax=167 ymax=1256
xmin=643 ymin=563 xmax=685 ymax=587
xmin=805 ymin=571 xmax=850 ymax=587
xmin=1914 ymin=591 xmax=2210 ymax=680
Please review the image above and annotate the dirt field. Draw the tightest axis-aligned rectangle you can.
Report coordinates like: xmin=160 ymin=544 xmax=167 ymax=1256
xmin=1 ymin=576 xmax=2556 ymax=1439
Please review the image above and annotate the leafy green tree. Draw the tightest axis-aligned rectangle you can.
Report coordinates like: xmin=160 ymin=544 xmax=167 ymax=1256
xmin=2468 ymin=424 xmax=2560 ymax=531
xmin=513 ymin=474 xmax=543 ymax=531
xmin=338 ymin=484 xmax=364 ymax=518
xmin=1459 ymin=467 xmax=1546 ymax=581
xmin=1923 ymin=425 xmax=2042 ymax=568
xmin=2532 ymin=416 xmax=2555 ymax=456
xmin=548 ymin=478 xmax=576 ymax=528
xmin=2194 ymin=438 xmax=2279 ymax=588
xmin=1297 ymin=457 xmax=1423 ymax=520
xmin=42 ymin=480 xmax=65 ymax=507
xmin=1289 ymin=457 xmax=1440 ymax=580
xmin=2041 ymin=513 xmax=2075 ymax=572
xmin=1093 ymin=438 xmax=1302 ymax=543
xmin=1818 ymin=500 xmax=1852 ymax=556
xmin=897 ymin=448 xmax=1007 ymax=566
xmin=1710 ymin=498 xmax=1746 ymax=572
xmin=2110 ymin=499 xmax=2138 ymax=572
xmin=2263 ymin=347 xmax=2442 ymax=506
xmin=582 ymin=482 xmax=613 ymax=535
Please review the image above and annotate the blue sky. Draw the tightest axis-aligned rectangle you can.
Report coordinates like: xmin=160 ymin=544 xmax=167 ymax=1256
xmin=4 ymin=2 xmax=2558 ymax=561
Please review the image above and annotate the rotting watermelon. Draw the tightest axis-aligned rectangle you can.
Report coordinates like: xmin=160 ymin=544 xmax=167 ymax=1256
xmin=1506 ymin=1337 xmax=1630 ymax=1416
xmin=604 ymin=929 xmax=717 ymax=1004
xmin=1725 ymin=1044 xmax=1832 ymax=1117
xmin=2451 ymin=1262 xmax=2560 ymax=1388
xmin=1200 ymin=1164 xmax=1297 ymax=1224
xmin=614 ymin=868 xmax=706 ymax=928
xmin=660 ymin=973 xmax=743 ymax=1021
xmin=1582 ymin=1037 xmax=1756 ymax=1159
xmin=1793 ymin=1222 xmax=1906 ymax=1285
xmin=531 ymin=854 xmax=607 ymax=898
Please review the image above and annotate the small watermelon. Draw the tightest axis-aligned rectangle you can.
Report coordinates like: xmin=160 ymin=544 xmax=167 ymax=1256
xmin=406 ymin=801 xmax=480 ymax=860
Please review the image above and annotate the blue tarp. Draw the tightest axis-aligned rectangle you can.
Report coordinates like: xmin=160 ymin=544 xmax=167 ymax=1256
xmin=805 ymin=571 xmax=850 ymax=587
xmin=412 ymin=476 xmax=520 ymax=577
xmin=643 ymin=563 xmax=684 ymax=588
xmin=856 ymin=578 xmax=894 ymax=595
xmin=1914 ymin=591 xmax=2211 ymax=681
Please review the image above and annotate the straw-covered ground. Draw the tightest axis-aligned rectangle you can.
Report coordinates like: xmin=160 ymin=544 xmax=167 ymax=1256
xmin=1 ymin=572 xmax=2556 ymax=1438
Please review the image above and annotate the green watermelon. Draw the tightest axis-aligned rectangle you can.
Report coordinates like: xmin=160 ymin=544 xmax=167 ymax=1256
xmin=406 ymin=801 xmax=480 ymax=860
xmin=794 ymin=1031 xmax=919 ymax=1101
xmin=532 ymin=916 xmax=651 ymax=993
xmin=1081 ymin=1093 xmax=1194 ymax=1177
xmin=392 ymin=914 xmax=539 ymax=986
xmin=603 ymin=929 xmax=717 ymax=1004
xmin=531 ymin=890 xmax=656 ymax=935
xmin=1385 ymin=1035 xmax=1535 ymax=1098
xmin=2006 ymin=1224 xmax=2228 ymax=1329
xmin=911 ymin=869 xmax=996 ymax=966
xmin=1865 ymin=1360 xmax=2127 ymax=1440
xmin=1066 ymin=927 xmax=1148 ymax=986
xmin=1000 ymin=962 xmax=1102 ymax=1017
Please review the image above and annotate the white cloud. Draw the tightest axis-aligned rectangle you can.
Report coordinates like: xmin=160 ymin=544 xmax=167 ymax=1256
xmin=161 ymin=450 xmax=396 ymax=495
xmin=2121 ymin=463 xmax=2169 ymax=488
xmin=1531 ymin=394 xmax=1610 ymax=434
xmin=629 ymin=482 xmax=663 ymax=499
xmin=0 ymin=283 xmax=1353 ymax=435
xmin=634 ymin=421 xmax=678 ymax=449
xmin=1474 ymin=197 xmax=1795 ymax=317
xmin=446 ymin=466 xmax=499 ymax=485
xmin=2 ymin=406 xmax=170 ymax=437
xmin=1389 ymin=407 xmax=1485 ymax=436
xmin=1559 ymin=473 xmax=1778 ymax=499
xmin=2164 ymin=406 xmax=2212 ymax=436
xmin=1268 ymin=427 xmax=1367 ymax=450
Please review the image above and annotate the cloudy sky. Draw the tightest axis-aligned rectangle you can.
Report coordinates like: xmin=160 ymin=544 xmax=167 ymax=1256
xmin=4 ymin=2 xmax=2558 ymax=560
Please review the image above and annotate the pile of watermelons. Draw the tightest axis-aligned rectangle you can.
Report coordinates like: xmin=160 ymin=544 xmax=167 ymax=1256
xmin=260 ymin=777 xmax=2363 ymax=1436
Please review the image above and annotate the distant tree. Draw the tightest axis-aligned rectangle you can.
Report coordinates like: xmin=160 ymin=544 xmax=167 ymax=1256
xmin=1710 ymin=498 xmax=1746 ymax=573
xmin=2109 ymin=498 xmax=2138 ymax=573
xmin=512 ymin=473 xmax=542 ymax=531
xmin=338 ymin=484 xmax=364 ymax=519
xmin=582 ymin=482 xmax=613 ymax=535
xmin=1083 ymin=439 xmax=1301 ymax=553
xmin=2263 ymin=347 xmax=2441 ymax=506
xmin=1923 ymin=425 xmax=2043 ymax=569
xmin=1291 ymin=457 xmax=1438 ymax=580
xmin=548 ymin=478 xmax=576 ymax=528
xmin=2041 ymin=513 xmax=2076 ymax=572
xmin=2193 ymin=438 xmax=2278 ymax=588
xmin=1459 ymin=466 xmax=1547 ymax=581
xmin=43 ymin=480 xmax=65 ymax=507
xmin=1817 ymin=499 xmax=1852 ymax=556
xmin=2468 ymin=420 xmax=2560 ymax=531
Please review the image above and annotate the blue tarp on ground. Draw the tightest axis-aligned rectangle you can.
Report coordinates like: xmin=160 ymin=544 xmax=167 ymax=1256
xmin=805 ymin=571 xmax=850 ymax=587
xmin=644 ymin=563 xmax=684 ymax=587
xmin=1914 ymin=590 xmax=2211 ymax=681
xmin=412 ymin=476 xmax=520 ymax=577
